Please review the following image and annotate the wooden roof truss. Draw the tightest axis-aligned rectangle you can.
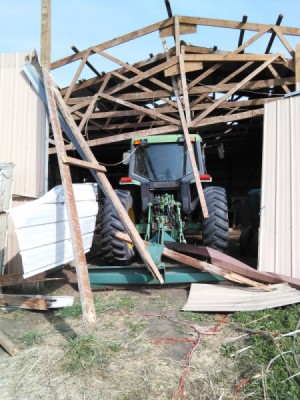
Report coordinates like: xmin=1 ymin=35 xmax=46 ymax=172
xmin=49 ymin=15 xmax=300 ymax=153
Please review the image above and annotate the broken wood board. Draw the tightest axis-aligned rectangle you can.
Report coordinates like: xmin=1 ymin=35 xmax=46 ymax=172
xmin=0 ymin=330 xmax=18 ymax=356
xmin=115 ymin=232 xmax=270 ymax=291
xmin=0 ymin=294 xmax=74 ymax=310
xmin=182 ymin=283 xmax=300 ymax=312
xmin=166 ymin=242 xmax=300 ymax=290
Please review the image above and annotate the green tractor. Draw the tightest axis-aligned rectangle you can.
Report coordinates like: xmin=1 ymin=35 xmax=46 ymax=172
xmin=99 ymin=134 xmax=228 ymax=266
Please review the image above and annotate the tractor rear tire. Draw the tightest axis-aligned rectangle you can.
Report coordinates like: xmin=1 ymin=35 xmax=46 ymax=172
xmin=100 ymin=190 xmax=135 ymax=265
xmin=202 ymin=186 xmax=228 ymax=252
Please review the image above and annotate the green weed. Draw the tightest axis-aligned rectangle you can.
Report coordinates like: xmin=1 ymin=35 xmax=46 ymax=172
xmin=21 ymin=330 xmax=47 ymax=346
xmin=63 ymin=335 xmax=107 ymax=373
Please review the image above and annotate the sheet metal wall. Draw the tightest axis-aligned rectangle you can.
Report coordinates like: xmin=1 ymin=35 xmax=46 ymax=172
xmin=259 ymin=95 xmax=300 ymax=278
xmin=0 ymin=52 xmax=48 ymax=198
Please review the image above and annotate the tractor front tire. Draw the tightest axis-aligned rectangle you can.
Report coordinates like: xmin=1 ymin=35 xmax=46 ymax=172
xmin=100 ymin=190 xmax=135 ymax=265
xmin=202 ymin=186 xmax=228 ymax=252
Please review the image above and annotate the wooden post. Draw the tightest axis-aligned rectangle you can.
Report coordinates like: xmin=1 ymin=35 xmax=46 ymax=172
xmin=162 ymin=38 xmax=209 ymax=218
xmin=296 ymin=44 xmax=300 ymax=90
xmin=43 ymin=70 xmax=96 ymax=325
xmin=41 ymin=0 xmax=51 ymax=70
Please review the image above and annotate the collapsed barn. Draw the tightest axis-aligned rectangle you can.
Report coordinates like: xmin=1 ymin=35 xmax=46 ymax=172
xmin=1 ymin=11 xmax=300 ymax=322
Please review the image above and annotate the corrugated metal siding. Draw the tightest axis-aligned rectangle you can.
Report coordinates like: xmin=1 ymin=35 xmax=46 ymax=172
xmin=8 ymin=184 xmax=98 ymax=278
xmin=259 ymin=96 xmax=300 ymax=278
xmin=182 ymin=283 xmax=300 ymax=312
xmin=0 ymin=52 xmax=48 ymax=198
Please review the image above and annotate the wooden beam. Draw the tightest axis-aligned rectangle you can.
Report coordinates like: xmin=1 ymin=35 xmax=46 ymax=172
xmin=48 ymin=124 xmax=181 ymax=154
xmin=179 ymin=15 xmax=300 ymax=36
xmin=189 ymin=61 xmax=254 ymax=109
xmin=160 ymin=23 xmax=197 ymax=38
xmin=94 ymin=48 xmax=174 ymax=93
xmin=40 ymin=0 xmax=51 ymax=70
xmin=265 ymin=14 xmax=283 ymax=54
xmin=272 ymin=25 xmax=295 ymax=58
xmin=97 ymin=91 xmax=180 ymax=125
xmin=193 ymin=108 xmax=264 ymax=128
xmin=106 ymin=57 xmax=178 ymax=96
xmin=61 ymin=155 xmax=107 ymax=173
xmin=78 ymin=72 xmax=111 ymax=131
xmin=237 ymin=15 xmax=248 ymax=52
xmin=162 ymin=38 xmax=208 ymax=218
xmin=184 ymin=53 xmax=287 ymax=63
xmin=191 ymin=54 xmax=280 ymax=127
xmin=51 ymin=18 xmax=172 ymax=69
xmin=187 ymin=27 xmax=270 ymax=90
xmin=64 ymin=50 xmax=91 ymax=102
xmin=179 ymin=53 xmax=191 ymax=124
xmin=267 ymin=64 xmax=290 ymax=94
xmin=0 ymin=330 xmax=18 ymax=356
xmin=164 ymin=60 xmax=203 ymax=76
xmin=164 ymin=0 xmax=173 ymax=18
xmin=48 ymin=107 xmax=265 ymax=156
xmin=43 ymin=69 xmax=96 ymax=325
xmin=71 ymin=45 xmax=101 ymax=77
xmin=116 ymin=232 xmax=270 ymax=291
xmin=50 ymin=74 xmax=164 ymax=284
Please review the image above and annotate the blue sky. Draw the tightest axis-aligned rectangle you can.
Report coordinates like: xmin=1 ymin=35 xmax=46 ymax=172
xmin=1 ymin=0 xmax=300 ymax=86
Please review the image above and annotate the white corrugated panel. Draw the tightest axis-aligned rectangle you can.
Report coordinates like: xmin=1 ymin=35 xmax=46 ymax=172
xmin=0 ymin=52 xmax=48 ymax=198
xmin=259 ymin=95 xmax=300 ymax=278
xmin=8 ymin=184 xmax=98 ymax=278
xmin=182 ymin=283 xmax=300 ymax=312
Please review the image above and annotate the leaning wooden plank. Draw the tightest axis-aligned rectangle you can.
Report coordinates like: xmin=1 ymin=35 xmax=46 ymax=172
xmin=179 ymin=16 xmax=300 ymax=36
xmin=162 ymin=39 xmax=208 ymax=218
xmin=0 ymin=330 xmax=18 ymax=356
xmin=191 ymin=53 xmax=280 ymax=127
xmin=43 ymin=69 xmax=96 ymax=325
xmin=49 ymin=73 xmax=164 ymax=284
xmin=0 ymin=294 xmax=48 ymax=310
xmin=51 ymin=18 xmax=172 ymax=69
xmin=115 ymin=232 xmax=270 ymax=291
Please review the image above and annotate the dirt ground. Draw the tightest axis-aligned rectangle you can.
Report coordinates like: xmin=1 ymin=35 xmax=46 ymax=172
xmin=0 ymin=230 xmax=256 ymax=400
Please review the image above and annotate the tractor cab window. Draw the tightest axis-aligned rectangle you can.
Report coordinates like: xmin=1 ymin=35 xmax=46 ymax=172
xmin=134 ymin=142 xmax=194 ymax=181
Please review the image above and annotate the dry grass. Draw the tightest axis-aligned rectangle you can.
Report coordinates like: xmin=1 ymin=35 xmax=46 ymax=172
xmin=0 ymin=289 xmax=245 ymax=400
